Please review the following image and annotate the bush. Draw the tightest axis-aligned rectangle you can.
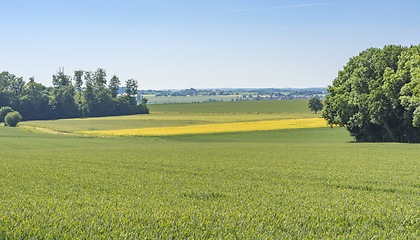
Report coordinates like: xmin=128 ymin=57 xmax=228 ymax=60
xmin=0 ymin=106 xmax=14 ymax=123
xmin=5 ymin=111 xmax=22 ymax=127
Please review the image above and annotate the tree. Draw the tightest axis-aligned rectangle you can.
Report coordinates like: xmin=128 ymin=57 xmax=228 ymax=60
xmin=4 ymin=111 xmax=22 ymax=127
xmin=74 ymin=70 xmax=84 ymax=92
xmin=82 ymin=81 xmax=97 ymax=117
xmin=322 ymin=44 xmax=420 ymax=142
xmin=51 ymin=85 xmax=79 ymax=119
xmin=74 ymin=70 xmax=84 ymax=96
xmin=125 ymin=78 xmax=138 ymax=106
xmin=52 ymin=68 xmax=71 ymax=87
xmin=84 ymin=71 xmax=93 ymax=86
xmin=308 ymin=96 xmax=323 ymax=114
xmin=0 ymin=106 xmax=14 ymax=123
xmin=109 ymin=75 xmax=120 ymax=98
xmin=96 ymin=88 xmax=115 ymax=116
xmin=0 ymin=72 xmax=24 ymax=110
xmin=93 ymin=68 xmax=107 ymax=91
xmin=19 ymin=80 xmax=50 ymax=120
xmin=1 ymin=68 xmax=149 ymax=121
xmin=9 ymin=76 xmax=25 ymax=95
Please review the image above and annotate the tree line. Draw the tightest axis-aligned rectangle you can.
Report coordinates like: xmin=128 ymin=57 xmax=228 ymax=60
xmin=0 ymin=68 xmax=149 ymax=121
xmin=323 ymin=44 xmax=420 ymax=142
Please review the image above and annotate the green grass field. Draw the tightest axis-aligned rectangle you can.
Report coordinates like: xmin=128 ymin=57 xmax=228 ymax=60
xmin=2 ymin=100 xmax=420 ymax=238
xmin=148 ymin=99 xmax=312 ymax=113
xmin=144 ymin=94 xmax=243 ymax=104
xmin=22 ymin=100 xmax=316 ymax=133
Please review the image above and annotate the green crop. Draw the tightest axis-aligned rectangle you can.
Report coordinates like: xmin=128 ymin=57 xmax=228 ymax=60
xmin=21 ymin=100 xmax=317 ymax=133
xmin=1 ymin=125 xmax=420 ymax=238
xmin=148 ymin=99 xmax=312 ymax=113
xmin=2 ymin=100 xmax=420 ymax=238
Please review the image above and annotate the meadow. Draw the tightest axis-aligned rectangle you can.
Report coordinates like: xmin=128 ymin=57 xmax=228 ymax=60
xmin=144 ymin=94 xmax=242 ymax=104
xmin=148 ymin=99 xmax=312 ymax=113
xmin=1 ymin=100 xmax=420 ymax=238
xmin=23 ymin=100 xmax=315 ymax=133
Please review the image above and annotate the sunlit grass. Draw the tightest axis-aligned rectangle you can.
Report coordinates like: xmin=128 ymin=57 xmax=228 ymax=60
xmin=148 ymin=99 xmax=312 ymax=113
xmin=2 ymin=126 xmax=420 ymax=238
xmin=22 ymin=100 xmax=319 ymax=133
xmin=78 ymin=118 xmax=327 ymax=136
xmin=23 ymin=112 xmax=319 ymax=132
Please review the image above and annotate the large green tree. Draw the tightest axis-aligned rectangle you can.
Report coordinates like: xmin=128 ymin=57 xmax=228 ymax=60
xmin=323 ymin=45 xmax=420 ymax=142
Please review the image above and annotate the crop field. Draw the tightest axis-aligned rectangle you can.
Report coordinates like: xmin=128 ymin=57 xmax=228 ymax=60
xmin=22 ymin=100 xmax=315 ymax=133
xmin=22 ymin=112 xmax=318 ymax=133
xmin=148 ymin=99 xmax=312 ymax=113
xmin=2 ymin=100 xmax=420 ymax=238
xmin=79 ymin=118 xmax=327 ymax=136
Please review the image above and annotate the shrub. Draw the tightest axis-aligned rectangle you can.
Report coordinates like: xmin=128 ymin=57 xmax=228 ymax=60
xmin=5 ymin=111 xmax=22 ymax=127
xmin=0 ymin=106 xmax=14 ymax=123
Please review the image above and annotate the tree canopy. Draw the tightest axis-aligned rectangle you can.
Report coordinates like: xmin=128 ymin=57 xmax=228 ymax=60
xmin=322 ymin=44 xmax=420 ymax=142
xmin=0 ymin=68 xmax=149 ymax=121
xmin=308 ymin=96 xmax=323 ymax=114
xmin=0 ymin=106 xmax=13 ymax=123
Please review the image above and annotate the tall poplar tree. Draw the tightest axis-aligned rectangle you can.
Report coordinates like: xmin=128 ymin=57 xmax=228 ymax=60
xmin=109 ymin=75 xmax=120 ymax=98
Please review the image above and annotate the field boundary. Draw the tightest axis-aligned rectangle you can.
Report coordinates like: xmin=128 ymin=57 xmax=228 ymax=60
xmin=19 ymin=125 xmax=72 ymax=135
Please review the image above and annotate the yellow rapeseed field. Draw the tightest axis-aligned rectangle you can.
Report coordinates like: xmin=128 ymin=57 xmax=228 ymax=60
xmin=79 ymin=118 xmax=328 ymax=136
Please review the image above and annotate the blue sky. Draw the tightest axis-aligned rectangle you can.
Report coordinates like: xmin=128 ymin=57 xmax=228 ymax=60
xmin=1 ymin=0 xmax=419 ymax=89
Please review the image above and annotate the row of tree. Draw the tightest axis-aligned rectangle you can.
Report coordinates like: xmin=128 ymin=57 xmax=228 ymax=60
xmin=0 ymin=68 xmax=149 ymax=121
xmin=323 ymin=44 xmax=420 ymax=142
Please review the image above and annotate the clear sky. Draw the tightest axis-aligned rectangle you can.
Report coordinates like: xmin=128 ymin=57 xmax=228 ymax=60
xmin=1 ymin=0 xmax=419 ymax=89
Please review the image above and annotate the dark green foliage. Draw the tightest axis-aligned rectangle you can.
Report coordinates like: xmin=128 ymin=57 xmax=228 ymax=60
xmin=0 ymin=68 xmax=149 ymax=121
xmin=51 ymin=85 xmax=80 ymax=119
xmin=109 ymin=75 xmax=120 ymax=98
xmin=19 ymin=80 xmax=51 ymax=120
xmin=93 ymin=68 xmax=107 ymax=91
xmin=74 ymin=70 xmax=84 ymax=107
xmin=0 ymin=72 xmax=23 ymax=110
xmin=95 ymin=88 xmax=115 ymax=116
xmin=323 ymin=45 xmax=420 ymax=142
xmin=52 ymin=68 xmax=72 ymax=87
xmin=4 ymin=111 xmax=22 ymax=127
xmin=308 ymin=96 xmax=323 ymax=114
xmin=0 ymin=106 xmax=14 ymax=123
xmin=125 ymin=78 xmax=138 ymax=100
xmin=73 ymin=70 xmax=84 ymax=93
xmin=132 ymin=97 xmax=149 ymax=114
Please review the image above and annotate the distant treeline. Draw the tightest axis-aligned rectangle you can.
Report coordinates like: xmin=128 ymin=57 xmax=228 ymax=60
xmin=147 ymin=87 xmax=326 ymax=98
xmin=0 ymin=68 xmax=148 ymax=121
